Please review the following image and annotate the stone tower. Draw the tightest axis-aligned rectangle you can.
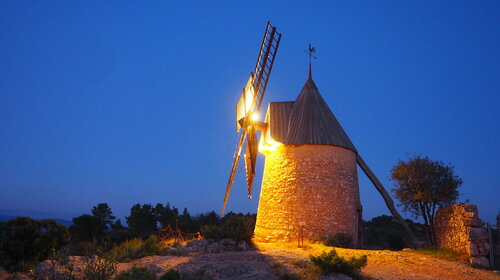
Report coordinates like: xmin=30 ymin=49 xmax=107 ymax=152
xmin=253 ymin=72 xmax=362 ymax=246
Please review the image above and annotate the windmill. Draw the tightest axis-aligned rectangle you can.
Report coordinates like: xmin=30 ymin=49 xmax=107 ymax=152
xmin=221 ymin=21 xmax=282 ymax=214
xmin=221 ymin=23 xmax=416 ymax=247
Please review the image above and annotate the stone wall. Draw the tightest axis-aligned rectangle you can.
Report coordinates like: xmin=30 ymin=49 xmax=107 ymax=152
xmin=435 ymin=203 xmax=490 ymax=268
xmin=253 ymin=144 xmax=362 ymax=246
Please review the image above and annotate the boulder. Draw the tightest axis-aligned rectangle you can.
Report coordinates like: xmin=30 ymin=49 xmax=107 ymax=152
xmin=470 ymin=256 xmax=489 ymax=268
xmin=237 ymin=241 xmax=248 ymax=250
xmin=468 ymin=228 xmax=488 ymax=241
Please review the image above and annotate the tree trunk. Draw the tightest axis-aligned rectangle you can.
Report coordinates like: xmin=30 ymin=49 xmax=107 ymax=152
xmin=420 ymin=202 xmax=434 ymax=247
xmin=356 ymin=154 xmax=417 ymax=247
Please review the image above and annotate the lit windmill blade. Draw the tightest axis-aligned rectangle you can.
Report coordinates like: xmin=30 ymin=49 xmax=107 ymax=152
xmin=222 ymin=130 xmax=247 ymax=214
xmin=222 ymin=21 xmax=281 ymax=214
xmin=236 ymin=76 xmax=255 ymax=132
xmin=244 ymin=125 xmax=258 ymax=198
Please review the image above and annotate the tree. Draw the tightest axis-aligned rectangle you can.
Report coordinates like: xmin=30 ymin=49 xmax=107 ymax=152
xmin=70 ymin=214 xmax=106 ymax=241
xmin=391 ymin=156 xmax=462 ymax=246
xmin=91 ymin=203 xmax=116 ymax=229
xmin=0 ymin=217 xmax=69 ymax=272
xmin=111 ymin=219 xmax=126 ymax=230
xmin=126 ymin=204 xmax=157 ymax=238
xmin=155 ymin=203 xmax=179 ymax=228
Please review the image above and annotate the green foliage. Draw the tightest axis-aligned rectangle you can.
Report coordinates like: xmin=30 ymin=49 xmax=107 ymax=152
xmin=70 ymin=214 xmax=106 ymax=242
xmin=386 ymin=234 xmax=406 ymax=251
xmin=92 ymin=203 xmax=116 ymax=229
xmin=363 ymin=215 xmax=425 ymax=249
xmin=107 ymin=235 xmax=164 ymax=262
xmin=111 ymin=219 xmax=126 ymax=230
xmin=126 ymin=204 xmax=157 ymax=238
xmin=154 ymin=203 xmax=179 ymax=228
xmin=409 ymin=248 xmax=466 ymax=261
xmin=391 ymin=156 xmax=462 ymax=246
xmin=0 ymin=217 xmax=69 ymax=272
xmin=323 ymin=233 xmax=354 ymax=248
xmin=81 ymin=255 xmax=117 ymax=280
xmin=200 ymin=212 xmax=256 ymax=244
xmin=310 ymin=249 xmax=367 ymax=278
xmin=159 ymin=269 xmax=181 ymax=280
xmin=114 ymin=266 xmax=156 ymax=280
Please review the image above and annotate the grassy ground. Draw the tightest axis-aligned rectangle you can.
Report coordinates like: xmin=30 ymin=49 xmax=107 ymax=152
xmin=406 ymin=248 xmax=469 ymax=262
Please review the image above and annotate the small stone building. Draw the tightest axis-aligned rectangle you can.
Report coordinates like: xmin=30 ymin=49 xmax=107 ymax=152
xmin=253 ymin=72 xmax=362 ymax=246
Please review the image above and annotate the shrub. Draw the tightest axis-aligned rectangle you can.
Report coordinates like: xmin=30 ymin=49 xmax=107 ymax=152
xmin=114 ymin=266 xmax=156 ymax=280
xmin=0 ymin=217 xmax=69 ymax=272
xmin=323 ymin=233 xmax=354 ymax=248
xmin=386 ymin=233 xmax=406 ymax=251
xmin=28 ymin=248 xmax=76 ymax=280
xmin=310 ymin=249 xmax=367 ymax=278
xmin=159 ymin=269 xmax=181 ymax=280
xmin=107 ymin=235 xmax=164 ymax=262
xmin=200 ymin=213 xmax=256 ymax=244
xmin=81 ymin=255 xmax=117 ymax=280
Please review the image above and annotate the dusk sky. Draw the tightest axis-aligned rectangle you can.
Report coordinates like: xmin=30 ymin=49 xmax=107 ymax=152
xmin=1 ymin=1 xmax=499 ymax=224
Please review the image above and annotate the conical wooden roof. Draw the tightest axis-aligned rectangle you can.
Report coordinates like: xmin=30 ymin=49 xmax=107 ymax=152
xmin=283 ymin=76 xmax=356 ymax=151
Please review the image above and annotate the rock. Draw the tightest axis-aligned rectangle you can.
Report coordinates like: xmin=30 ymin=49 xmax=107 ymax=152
xmin=35 ymin=260 xmax=53 ymax=275
xmin=469 ymin=228 xmax=488 ymax=241
xmin=470 ymin=256 xmax=489 ymax=268
xmin=237 ymin=241 xmax=248 ymax=250
xmin=469 ymin=243 xmax=480 ymax=256
xmin=220 ymin=239 xmax=236 ymax=247
xmin=186 ymin=239 xmax=210 ymax=253
xmin=320 ymin=273 xmax=353 ymax=280
xmin=470 ymin=217 xmax=484 ymax=227
xmin=144 ymin=263 xmax=166 ymax=275
xmin=4 ymin=275 xmax=30 ymax=280
xmin=207 ymin=242 xmax=225 ymax=253
xmin=187 ymin=239 xmax=209 ymax=248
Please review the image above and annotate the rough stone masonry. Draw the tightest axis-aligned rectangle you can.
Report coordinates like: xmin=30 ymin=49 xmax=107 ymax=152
xmin=435 ymin=203 xmax=490 ymax=268
xmin=253 ymin=144 xmax=362 ymax=245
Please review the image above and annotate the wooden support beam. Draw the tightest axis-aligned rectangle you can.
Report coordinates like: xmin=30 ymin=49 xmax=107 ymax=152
xmin=254 ymin=121 xmax=268 ymax=131
xmin=356 ymin=154 xmax=416 ymax=247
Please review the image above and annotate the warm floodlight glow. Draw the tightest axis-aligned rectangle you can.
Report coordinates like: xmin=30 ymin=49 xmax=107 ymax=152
xmin=251 ymin=112 xmax=259 ymax=121
xmin=258 ymin=134 xmax=282 ymax=155
xmin=236 ymin=75 xmax=256 ymax=131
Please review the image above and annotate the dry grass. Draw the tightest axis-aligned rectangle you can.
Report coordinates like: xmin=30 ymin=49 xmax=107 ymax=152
xmin=405 ymin=248 xmax=469 ymax=262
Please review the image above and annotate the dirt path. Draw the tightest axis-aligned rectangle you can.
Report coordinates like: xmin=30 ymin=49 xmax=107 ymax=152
xmin=256 ymin=243 xmax=500 ymax=280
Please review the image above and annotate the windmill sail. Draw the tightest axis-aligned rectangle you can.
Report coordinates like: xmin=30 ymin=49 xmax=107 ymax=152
xmin=222 ymin=21 xmax=281 ymax=214
xmin=244 ymin=126 xmax=258 ymax=198
xmin=236 ymin=76 xmax=255 ymax=132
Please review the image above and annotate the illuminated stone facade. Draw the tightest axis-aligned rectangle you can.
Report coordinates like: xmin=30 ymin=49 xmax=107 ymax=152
xmin=435 ymin=203 xmax=490 ymax=267
xmin=254 ymin=144 xmax=362 ymax=245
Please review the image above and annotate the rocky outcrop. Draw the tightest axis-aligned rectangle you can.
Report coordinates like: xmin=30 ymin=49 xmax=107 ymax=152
xmin=435 ymin=203 xmax=490 ymax=268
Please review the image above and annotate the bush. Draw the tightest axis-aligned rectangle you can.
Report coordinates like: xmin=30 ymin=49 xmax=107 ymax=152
xmin=81 ymin=255 xmax=117 ymax=280
xmin=160 ymin=269 xmax=181 ymax=280
xmin=200 ymin=213 xmax=255 ymax=244
xmin=28 ymin=248 xmax=76 ymax=280
xmin=107 ymin=235 xmax=164 ymax=262
xmin=114 ymin=266 xmax=156 ymax=280
xmin=310 ymin=249 xmax=367 ymax=279
xmin=324 ymin=233 xmax=354 ymax=248
xmin=0 ymin=217 xmax=69 ymax=272
xmin=386 ymin=234 xmax=406 ymax=251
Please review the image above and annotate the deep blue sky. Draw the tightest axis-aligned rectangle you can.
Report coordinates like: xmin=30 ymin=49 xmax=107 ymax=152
xmin=1 ymin=1 xmax=499 ymax=224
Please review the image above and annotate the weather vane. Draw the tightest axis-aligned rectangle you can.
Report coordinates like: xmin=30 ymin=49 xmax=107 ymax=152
xmin=306 ymin=43 xmax=317 ymax=64
xmin=305 ymin=43 xmax=317 ymax=78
